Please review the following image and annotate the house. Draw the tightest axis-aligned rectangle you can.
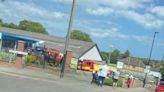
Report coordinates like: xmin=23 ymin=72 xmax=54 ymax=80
xmin=148 ymin=68 xmax=161 ymax=79
xmin=0 ymin=27 xmax=103 ymax=62
xmin=118 ymin=57 xmax=145 ymax=73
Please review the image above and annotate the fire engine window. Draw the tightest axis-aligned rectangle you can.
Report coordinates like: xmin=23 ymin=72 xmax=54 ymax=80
xmin=87 ymin=63 xmax=90 ymax=66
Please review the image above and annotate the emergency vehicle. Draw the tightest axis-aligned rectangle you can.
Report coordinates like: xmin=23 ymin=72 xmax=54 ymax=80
xmin=77 ymin=59 xmax=117 ymax=72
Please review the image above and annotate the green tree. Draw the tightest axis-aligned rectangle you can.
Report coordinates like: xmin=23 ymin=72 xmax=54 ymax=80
xmin=2 ymin=23 xmax=9 ymax=27
xmin=8 ymin=23 xmax=18 ymax=29
xmin=101 ymin=52 xmax=110 ymax=64
xmin=0 ymin=18 xmax=3 ymax=26
xmin=1 ymin=22 xmax=18 ymax=29
xmin=110 ymin=49 xmax=120 ymax=64
xmin=123 ymin=50 xmax=130 ymax=58
xmin=160 ymin=66 xmax=164 ymax=81
xmin=70 ymin=30 xmax=93 ymax=42
xmin=19 ymin=20 xmax=48 ymax=34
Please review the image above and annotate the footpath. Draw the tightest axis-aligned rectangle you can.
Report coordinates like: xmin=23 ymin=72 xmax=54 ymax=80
xmin=0 ymin=65 xmax=152 ymax=92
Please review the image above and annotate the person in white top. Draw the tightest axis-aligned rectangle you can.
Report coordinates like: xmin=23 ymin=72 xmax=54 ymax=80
xmin=98 ymin=63 xmax=109 ymax=87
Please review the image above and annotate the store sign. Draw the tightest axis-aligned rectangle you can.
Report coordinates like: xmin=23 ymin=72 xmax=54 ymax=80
xmin=144 ymin=65 xmax=151 ymax=73
xmin=70 ymin=58 xmax=78 ymax=69
xmin=117 ymin=62 xmax=124 ymax=69
xmin=9 ymin=50 xmax=28 ymax=55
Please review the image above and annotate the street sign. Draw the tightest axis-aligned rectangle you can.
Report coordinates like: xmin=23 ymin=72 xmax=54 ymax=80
xmin=117 ymin=61 xmax=124 ymax=69
xmin=70 ymin=58 xmax=78 ymax=69
xmin=144 ymin=65 xmax=151 ymax=73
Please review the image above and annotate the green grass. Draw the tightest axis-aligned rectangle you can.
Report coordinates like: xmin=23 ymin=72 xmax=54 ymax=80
xmin=104 ymin=77 xmax=123 ymax=87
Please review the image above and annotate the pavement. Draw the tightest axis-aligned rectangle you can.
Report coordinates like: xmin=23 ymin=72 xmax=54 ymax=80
xmin=0 ymin=65 xmax=152 ymax=92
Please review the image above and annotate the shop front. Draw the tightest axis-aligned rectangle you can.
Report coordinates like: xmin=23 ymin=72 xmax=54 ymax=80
xmin=0 ymin=32 xmax=38 ymax=51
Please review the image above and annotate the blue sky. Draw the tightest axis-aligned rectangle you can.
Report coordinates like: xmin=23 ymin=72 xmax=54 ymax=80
xmin=0 ymin=0 xmax=164 ymax=60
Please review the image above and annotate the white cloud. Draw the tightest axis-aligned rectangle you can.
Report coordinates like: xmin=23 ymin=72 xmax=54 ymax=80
xmin=121 ymin=10 xmax=164 ymax=29
xmin=93 ymin=0 xmax=150 ymax=9
xmin=89 ymin=27 xmax=130 ymax=39
xmin=131 ymin=35 xmax=152 ymax=44
xmin=84 ymin=0 xmax=164 ymax=29
xmin=86 ymin=3 xmax=164 ymax=29
xmin=0 ymin=1 xmax=67 ymax=21
xmin=88 ymin=27 xmax=151 ymax=44
xmin=86 ymin=7 xmax=114 ymax=16
xmin=86 ymin=7 xmax=164 ymax=29
xmin=150 ymin=6 xmax=164 ymax=18
xmin=53 ymin=0 xmax=152 ymax=9
xmin=0 ymin=1 xmax=68 ymax=35
xmin=86 ymin=26 xmax=164 ymax=46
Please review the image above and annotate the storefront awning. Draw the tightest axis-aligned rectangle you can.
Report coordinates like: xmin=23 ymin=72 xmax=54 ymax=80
xmin=1 ymin=33 xmax=38 ymax=43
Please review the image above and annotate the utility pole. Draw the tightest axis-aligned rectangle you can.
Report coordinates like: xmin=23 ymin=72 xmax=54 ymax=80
xmin=60 ymin=0 xmax=76 ymax=78
xmin=143 ymin=31 xmax=159 ymax=88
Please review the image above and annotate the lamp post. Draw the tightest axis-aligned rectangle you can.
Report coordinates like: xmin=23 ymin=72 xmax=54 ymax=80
xmin=143 ymin=31 xmax=159 ymax=88
xmin=147 ymin=32 xmax=159 ymax=65
xmin=60 ymin=0 xmax=76 ymax=78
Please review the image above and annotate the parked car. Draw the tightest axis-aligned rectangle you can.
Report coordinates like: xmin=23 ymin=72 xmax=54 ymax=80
xmin=155 ymin=81 xmax=164 ymax=92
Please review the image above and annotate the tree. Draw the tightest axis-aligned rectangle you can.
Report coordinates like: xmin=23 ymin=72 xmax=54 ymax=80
xmin=123 ymin=50 xmax=130 ymax=58
xmin=160 ymin=66 xmax=164 ymax=81
xmin=70 ymin=30 xmax=93 ymax=42
xmin=101 ymin=52 xmax=110 ymax=64
xmin=0 ymin=18 xmax=48 ymax=34
xmin=19 ymin=20 xmax=48 ymax=34
xmin=2 ymin=23 xmax=9 ymax=27
xmin=0 ymin=18 xmax=3 ymax=26
xmin=8 ymin=23 xmax=18 ymax=29
xmin=1 ymin=22 xmax=18 ymax=29
xmin=110 ymin=49 xmax=120 ymax=64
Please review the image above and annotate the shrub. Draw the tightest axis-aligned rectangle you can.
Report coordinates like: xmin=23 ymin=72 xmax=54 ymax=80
xmin=104 ymin=77 xmax=123 ymax=87
xmin=0 ymin=52 xmax=16 ymax=62
xmin=25 ymin=54 xmax=36 ymax=63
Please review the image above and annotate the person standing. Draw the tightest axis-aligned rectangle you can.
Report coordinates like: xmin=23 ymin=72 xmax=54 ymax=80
xmin=91 ymin=71 xmax=99 ymax=84
xmin=127 ymin=78 xmax=132 ymax=88
xmin=98 ymin=63 xmax=109 ymax=87
xmin=112 ymin=71 xmax=120 ymax=88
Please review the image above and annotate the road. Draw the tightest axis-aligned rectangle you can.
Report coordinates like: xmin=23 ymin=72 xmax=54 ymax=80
xmin=0 ymin=73 xmax=151 ymax=92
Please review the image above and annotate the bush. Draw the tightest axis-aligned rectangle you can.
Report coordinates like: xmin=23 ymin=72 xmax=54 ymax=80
xmin=0 ymin=52 xmax=16 ymax=62
xmin=104 ymin=77 xmax=123 ymax=87
xmin=25 ymin=54 xmax=36 ymax=63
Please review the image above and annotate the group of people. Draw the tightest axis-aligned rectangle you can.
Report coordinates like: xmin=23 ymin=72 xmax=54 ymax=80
xmin=91 ymin=63 xmax=120 ymax=87
xmin=91 ymin=63 xmax=133 ymax=89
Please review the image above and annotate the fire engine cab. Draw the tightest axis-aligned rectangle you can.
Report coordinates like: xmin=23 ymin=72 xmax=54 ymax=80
xmin=77 ymin=60 xmax=96 ymax=71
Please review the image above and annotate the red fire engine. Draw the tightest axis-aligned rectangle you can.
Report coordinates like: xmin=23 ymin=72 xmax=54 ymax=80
xmin=77 ymin=60 xmax=96 ymax=71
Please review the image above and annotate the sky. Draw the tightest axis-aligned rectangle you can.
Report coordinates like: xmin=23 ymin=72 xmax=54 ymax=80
xmin=0 ymin=0 xmax=164 ymax=60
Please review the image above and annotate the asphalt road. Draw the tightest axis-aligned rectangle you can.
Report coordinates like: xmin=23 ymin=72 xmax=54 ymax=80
xmin=0 ymin=73 xmax=82 ymax=92
xmin=0 ymin=73 xmax=151 ymax=92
